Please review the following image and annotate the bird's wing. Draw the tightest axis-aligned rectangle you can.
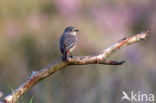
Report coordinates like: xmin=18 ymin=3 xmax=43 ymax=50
xmin=63 ymin=35 xmax=77 ymax=51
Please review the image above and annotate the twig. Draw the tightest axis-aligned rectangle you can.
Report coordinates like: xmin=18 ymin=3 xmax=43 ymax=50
xmin=0 ymin=31 xmax=149 ymax=103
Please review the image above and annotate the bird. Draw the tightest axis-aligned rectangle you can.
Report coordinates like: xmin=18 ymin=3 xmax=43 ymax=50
xmin=121 ymin=91 xmax=131 ymax=101
xmin=60 ymin=26 xmax=79 ymax=61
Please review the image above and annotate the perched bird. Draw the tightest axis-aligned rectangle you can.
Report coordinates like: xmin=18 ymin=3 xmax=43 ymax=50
xmin=60 ymin=26 xmax=79 ymax=61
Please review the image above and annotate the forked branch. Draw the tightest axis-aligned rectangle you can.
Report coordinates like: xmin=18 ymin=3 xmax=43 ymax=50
xmin=0 ymin=31 xmax=149 ymax=103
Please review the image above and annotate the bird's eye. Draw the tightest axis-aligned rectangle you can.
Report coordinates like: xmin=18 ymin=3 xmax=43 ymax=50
xmin=70 ymin=29 xmax=72 ymax=31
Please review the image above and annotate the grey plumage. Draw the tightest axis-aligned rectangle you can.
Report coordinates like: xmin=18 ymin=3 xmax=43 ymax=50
xmin=60 ymin=26 xmax=78 ymax=60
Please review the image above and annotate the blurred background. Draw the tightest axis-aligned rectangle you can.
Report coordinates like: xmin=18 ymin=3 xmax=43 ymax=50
xmin=0 ymin=0 xmax=156 ymax=103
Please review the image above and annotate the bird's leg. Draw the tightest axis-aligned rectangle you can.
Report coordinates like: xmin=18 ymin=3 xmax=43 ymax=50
xmin=69 ymin=52 xmax=73 ymax=58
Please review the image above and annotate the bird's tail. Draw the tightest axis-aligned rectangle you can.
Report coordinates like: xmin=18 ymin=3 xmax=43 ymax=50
xmin=62 ymin=52 xmax=67 ymax=61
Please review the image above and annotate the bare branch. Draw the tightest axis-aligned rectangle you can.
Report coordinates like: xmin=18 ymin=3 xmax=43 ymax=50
xmin=1 ymin=31 xmax=149 ymax=103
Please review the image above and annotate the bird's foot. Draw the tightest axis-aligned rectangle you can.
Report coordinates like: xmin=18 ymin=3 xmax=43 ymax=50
xmin=70 ymin=55 xmax=73 ymax=58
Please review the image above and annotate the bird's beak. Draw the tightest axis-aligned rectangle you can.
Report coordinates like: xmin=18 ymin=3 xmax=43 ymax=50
xmin=74 ymin=29 xmax=79 ymax=32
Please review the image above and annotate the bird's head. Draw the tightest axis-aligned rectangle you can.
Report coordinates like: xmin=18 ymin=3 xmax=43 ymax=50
xmin=64 ymin=26 xmax=79 ymax=35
